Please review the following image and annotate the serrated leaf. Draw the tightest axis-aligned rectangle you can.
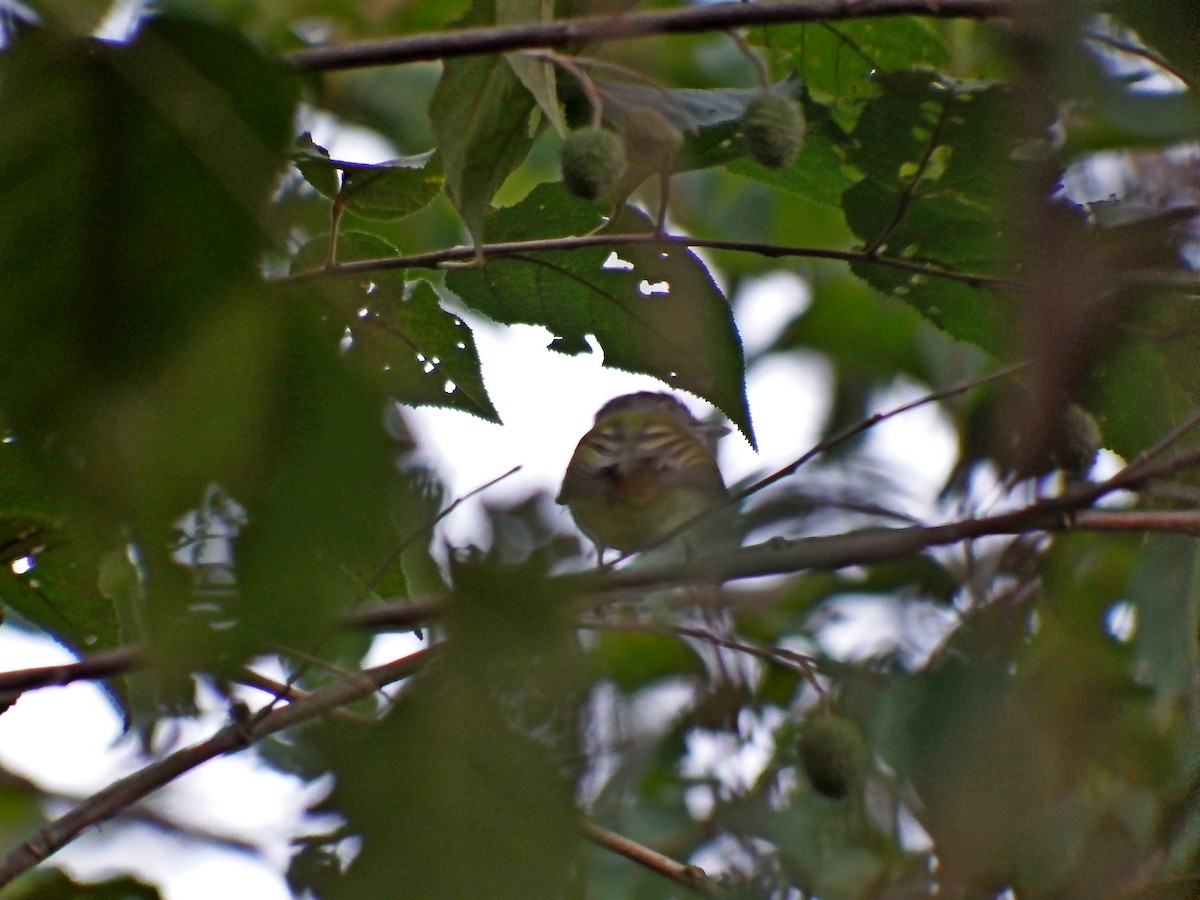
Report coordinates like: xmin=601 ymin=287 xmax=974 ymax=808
xmin=347 ymin=280 xmax=500 ymax=422
xmin=339 ymin=151 xmax=444 ymax=220
xmin=770 ymin=16 xmax=950 ymax=112
xmin=291 ymin=236 xmax=498 ymax=421
xmin=840 ymin=73 xmax=1025 ymax=353
xmin=429 ymin=0 xmax=539 ymax=244
xmin=444 ymin=183 xmax=753 ymax=445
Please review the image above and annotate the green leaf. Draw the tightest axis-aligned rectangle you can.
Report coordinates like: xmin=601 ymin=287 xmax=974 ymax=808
xmin=429 ymin=0 xmax=539 ymax=244
xmin=293 ymin=146 xmax=444 ymax=221
xmin=0 ymin=16 xmax=297 ymax=435
xmin=500 ymin=0 xmax=565 ymax=136
xmin=292 ymin=132 xmax=339 ymax=199
xmin=321 ymin=556 xmax=581 ymax=899
xmin=840 ymin=73 xmax=1026 ymax=353
xmin=291 ymin=236 xmax=499 ymax=421
xmin=0 ymin=15 xmax=296 ymax=658
xmin=445 ymin=183 xmax=753 ymax=445
xmin=766 ymin=17 xmax=950 ymax=115
xmin=1129 ymin=537 xmax=1200 ymax=722
xmin=348 ymin=280 xmax=500 ymax=422
xmin=338 ymin=152 xmax=445 ymax=221
xmin=291 ymin=231 xmax=400 ymax=274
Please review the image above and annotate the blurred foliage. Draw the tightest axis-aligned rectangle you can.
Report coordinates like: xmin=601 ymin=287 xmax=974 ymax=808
xmin=1 ymin=1 xmax=1200 ymax=898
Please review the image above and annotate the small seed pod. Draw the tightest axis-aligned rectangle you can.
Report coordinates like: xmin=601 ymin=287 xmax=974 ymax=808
xmin=798 ymin=713 xmax=868 ymax=799
xmin=560 ymin=127 xmax=628 ymax=201
xmin=740 ymin=93 xmax=806 ymax=169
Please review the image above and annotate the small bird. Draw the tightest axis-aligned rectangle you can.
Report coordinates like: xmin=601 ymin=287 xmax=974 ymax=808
xmin=557 ymin=391 xmax=729 ymax=555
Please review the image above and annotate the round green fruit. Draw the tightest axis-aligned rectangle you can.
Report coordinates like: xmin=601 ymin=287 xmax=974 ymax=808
xmin=799 ymin=714 xmax=867 ymax=799
xmin=560 ymin=127 xmax=627 ymax=201
xmin=740 ymin=93 xmax=806 ymax=169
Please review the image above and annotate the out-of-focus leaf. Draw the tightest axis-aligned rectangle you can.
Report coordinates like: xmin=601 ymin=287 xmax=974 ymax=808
xmin=1106 ymin=0 xmax=1200 ymax=88
xmin=445 ymin=183 xmax=753 ymax=444
xmin=3 ymin=868 xmax=161 ymax=898
xmin=1061 ymin=51 xmax=1200 ymax=156
xmin=0 ymin=17 xmax=297 ymax=432
xmin=1127 ymin=536 xmax=1200 ymax=721
xmin=429 ymin=0 xmax=539 ymax=243
xmin=586 ymin=630 xmax=706 ymax=691
xmin=0 ymin=16 xmax=296 ymax=662
xmin=320 ymin=555 xmax=581 ymax=899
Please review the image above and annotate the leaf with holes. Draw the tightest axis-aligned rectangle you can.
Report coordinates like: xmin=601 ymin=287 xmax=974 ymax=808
xmin=445 ymin=183 xmax=752 ymax=445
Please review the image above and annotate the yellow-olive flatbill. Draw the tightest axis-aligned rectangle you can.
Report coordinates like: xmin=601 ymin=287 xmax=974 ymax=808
xmin=557 ymin=392 xmax=729 ymax=555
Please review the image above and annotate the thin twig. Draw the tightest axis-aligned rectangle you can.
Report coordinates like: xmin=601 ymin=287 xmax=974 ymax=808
xmin=1083 ymin=31 xmax=1195 ymax=90
xmin=283 ymin=0 xmax=1018 ymax=72
xmin=233 ymin=667 xmax=376 ymax=725
xmin=607 ymin=360 xmax=1031 ymax=566
xmin=732 ymin=360 xmax=1033 ymax=506
xmin=581 ymin=820 xmax=727 ymax=897
xmin=350 ymin=465 xmax=522 ymax=608
xmin=726 ymin=29 xmax=771 ymax=91
xmin=1070 ymin=509 xmax=1200 ymax=536
xmin=581 ymin=617 xmax=827 ymax=698
xmin=0 ymin=648 xmax=432 ymax=888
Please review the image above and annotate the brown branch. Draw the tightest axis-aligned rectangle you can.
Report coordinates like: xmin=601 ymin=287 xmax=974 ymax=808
xmin=283 ymin=0 xmax=1018 ymax=72
xmin=595 ymin=476 xmax=1192 ymax=593
xmin=0 ymin=648 xmax=432 ymax=888
xmin=288 ymin=231 xmax=1013 ymax=291
xmin=233 ymin=668 xmax=377 ymax=726
xmin=0 ymin=647 xmax=142 ymax=700
xmin=343 ymin=598 xmax=445 ymax=631
xmin=581 ymin=820 xmax=727 ymax=897
xmin=1070 ymin=509 xmax=1200 ymax=536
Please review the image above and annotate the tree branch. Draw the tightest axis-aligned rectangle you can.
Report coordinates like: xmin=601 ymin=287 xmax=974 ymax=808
xmin=0 ymin=648 xmax=432 ymax=888
xmin=581 ymin=820 xmax=727 ymax=897
xmin=0 ymin=648 xmax=142 ymax=707
xmin=289 ymin=231 xmax=1013 ymax=291
xmin=283 ymin=0 xmax=1019 ymax=72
